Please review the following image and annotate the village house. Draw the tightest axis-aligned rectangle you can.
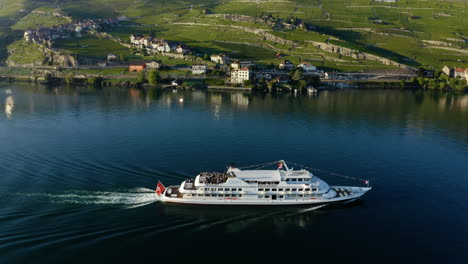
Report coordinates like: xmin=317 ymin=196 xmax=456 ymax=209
xmin=454 ymin=67 xmax=466 ymax=79
xmin=130 ymin=34 xmax=153 ymax=48
xmin=129 ymin=62 xmax=146 ymax=72
xmin=231 ymin=67 xmax=250 ymax=84
xmin=75 ymin=25 xmax=83 ymax=37
xmin=97 ymin=61 xmax=108 ymax=67
xmin=255 ymin=72 xmax=272 ymax=80
xmin=156 ymin=41 xmax=171 ymax=53
xmin=279 ymin=60 xmax=294 ymax=70
xmin=324 ymin=72 xmax=338 ymax=79
xmin=230 ymin=61 xmax=240 ymax=70
xmin=175 ymin=44 xmax=189 ymax=54
xmin=442 ymin=65 xmax=453 ymax=77
xmin=192 ymin=64 xmax=207 ymax=75
xmin=107 ymin=54 xmax=118 ymax=61
xmin=465 ymin=69 xmax=468 ymax=84
xmin=145 ymin=60 xmax=162 ymax=69
xmin=211 ymin=54 xmax=229 ymax=65
xmin=24 ymin=30 xmax=33 ymax=42
xmin=297 ymin=62 xmax=317 ymax=72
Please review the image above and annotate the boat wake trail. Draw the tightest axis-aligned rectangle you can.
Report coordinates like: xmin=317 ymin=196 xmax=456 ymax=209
xmin=18 ymin=188 xmax=159 ymax=209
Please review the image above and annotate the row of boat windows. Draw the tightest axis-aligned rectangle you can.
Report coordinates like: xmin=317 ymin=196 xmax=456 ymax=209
xmin=186 ymin=194 xmax=243 ymax=198
xmin=244 ymin=179 xmax=310 ymax=184
xmin=198 ymin=187 xmax=318 ymax=192
xmin=200 ymin=188 xmax=243 ymax=191
xmin=258 ymin=194 xmax=316 ymax=199
xmin=258 ymin=188 xmax=318 ymax=192
xmin=285 ymin=178 xmax=310 ymax=182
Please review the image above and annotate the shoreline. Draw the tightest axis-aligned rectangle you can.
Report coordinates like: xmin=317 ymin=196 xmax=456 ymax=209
xmin=0 ymin=72 xmax=466 ymax=92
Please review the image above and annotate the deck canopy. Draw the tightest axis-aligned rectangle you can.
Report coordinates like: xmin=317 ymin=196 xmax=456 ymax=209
xmin=233 ymin=170 xmax=281 ymax=182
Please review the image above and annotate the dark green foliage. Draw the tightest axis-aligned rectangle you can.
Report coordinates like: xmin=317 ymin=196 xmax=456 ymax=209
xmin=147 ymin=69 xmax=161 ymax=85
xmin=137 ymin=70 xmax=146 ymax=83
xmin=87 ymin=76 xmax=103 ymax=87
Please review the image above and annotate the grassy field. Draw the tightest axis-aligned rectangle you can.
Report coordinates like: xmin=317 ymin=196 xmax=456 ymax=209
xmin=53 ymin=34 xmax=129 ymax=59
xmin=6 ymin=40 xmax=45 ymax=66
xmin=1 ymin=0 xmax=467 ymax=70
xmin=12 ymin=7 xmax=71 ymax=30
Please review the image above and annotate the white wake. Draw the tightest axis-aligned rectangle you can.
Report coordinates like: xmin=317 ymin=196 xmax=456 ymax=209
xmin=18 ymin=188 xmax=159 ymax=209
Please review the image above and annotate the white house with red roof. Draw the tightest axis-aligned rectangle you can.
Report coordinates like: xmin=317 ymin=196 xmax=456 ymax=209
xmin=231 ymin=67 xmax=251 ymax=84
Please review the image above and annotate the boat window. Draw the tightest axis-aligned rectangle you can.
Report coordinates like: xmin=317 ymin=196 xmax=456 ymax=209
xmin=298 ymin=189 xmax=303 ymax=191
xmin=258 ymin=195 xmax=263 ymax=198
xmin=279 ymin=189 xmax=283 ymax=191
xmin=218 ymin=194 xmax=223 ymax=197
xmin=299 ymin=194 xmax=303 ymax=197
xmin=224 ymin=188 xmax=230 ymax=191
xmin=279 ymin=195 xmax=284 ymax=199
xmin=272 ymin=188 xmax=277 ymax=191
xmin=239 ymin=195 xmax=242 ymax=197
xmin=225 ymin=194 xmax=230 ymax=197
xmin=258 ymin=188 xmax=264 ymax=191
xmin=239 ymin=188 xmax=243 ymax=191
xmin=286 ymin=188 xmax=291 ymax=191
xmin=305 ymin=188 xmax=311 ymax=191
xmin=218 ymin=188 xmax=223 ymax=191
xmin=292 ymin=179 xmax=297 ymax=182
xmin=265 ymin=195 xmax=270 ymax=198
xmin=292 ymin=189 xmax=297 ymax=191
xmin=297 ymin=179 xmax=302 ymax=182
xmin=312 ymin=188 xmax=318 ymax=192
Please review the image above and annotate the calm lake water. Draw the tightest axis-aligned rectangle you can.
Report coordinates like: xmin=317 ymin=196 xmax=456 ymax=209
xmin=0 ymin=83 xmax=467 ymax=263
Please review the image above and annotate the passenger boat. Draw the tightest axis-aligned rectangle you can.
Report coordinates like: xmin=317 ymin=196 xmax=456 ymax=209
xmin=155 ymin=160 xmax=371 ymax=206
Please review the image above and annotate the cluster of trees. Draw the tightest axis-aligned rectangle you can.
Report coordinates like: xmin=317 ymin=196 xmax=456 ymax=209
xmin=407 ymin=69 xmax=467 ymax=90
xmin=251 ymin=69 xmax=321 ymax=91
xmin=136 ymin=69 xmax=162 ymax=85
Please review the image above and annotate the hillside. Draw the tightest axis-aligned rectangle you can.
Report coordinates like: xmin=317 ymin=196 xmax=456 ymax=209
xmin=0 ymin=0 xmax=467 ymax=71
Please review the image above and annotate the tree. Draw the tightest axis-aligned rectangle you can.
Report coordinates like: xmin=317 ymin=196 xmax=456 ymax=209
xmin=148 ymin=69 xmax=161 ymax=85
xmin=399 ymin=78 xmax=406 ymax=88
xmin=299 ymin=79 xmax=307 ymax=90
xmin=203 ymin=54 xmax=210 ymax=60
xmin=243 ymin=79 xmax=253 ymax=87
xmin=267 ymin=80 xmax=275 ymax=90
xmin=137 ymin=70 xmax=146 ymax=83
xmin=292 ymin=69 xmax=303 ymax=81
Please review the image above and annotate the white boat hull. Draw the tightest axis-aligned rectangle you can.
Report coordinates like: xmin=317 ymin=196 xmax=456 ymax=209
xmin=159 ymin=186 xmax=371 ymax=206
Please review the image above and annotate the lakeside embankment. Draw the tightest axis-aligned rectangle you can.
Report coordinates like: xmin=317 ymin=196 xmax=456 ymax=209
xmin=0 ymin=66 xmax=466 ymax=92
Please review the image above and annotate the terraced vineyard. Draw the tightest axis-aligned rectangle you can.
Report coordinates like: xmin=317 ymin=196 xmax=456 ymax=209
xmin=0 ymin=0 xmax=467 ymax=71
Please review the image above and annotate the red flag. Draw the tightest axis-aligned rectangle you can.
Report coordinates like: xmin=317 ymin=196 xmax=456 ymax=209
xmin=278 ymin=162 xmax=283 ymax=170
xmin=156 ymin=181 xmax=166 ymax=196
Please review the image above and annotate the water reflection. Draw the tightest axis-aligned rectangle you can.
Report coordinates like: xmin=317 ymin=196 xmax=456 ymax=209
xmin=1 ymin=83 xmax=467 ymax=143
xmin=5 ymin=95 xmax=14 ymax=120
